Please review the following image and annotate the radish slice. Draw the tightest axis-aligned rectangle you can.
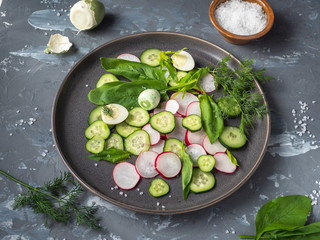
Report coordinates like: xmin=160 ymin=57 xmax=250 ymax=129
xmin=142 ymin=123 xmax=160 ymax=145
xmin=186 ymin=144 xmax=207 ymax=167
xmin=186 ymin=101 xmax=201 ymax=117
xmin=117 ymin=53 xmax=141 ymax=62
xmin=214 ymin=152 xmax=237 ymax=173
xmin=135 ymin=151 xmax=159 ymax=178
xmin=155 ymin=152 xmax=182 ymax=178
xmin=165 ymin=99 xmax=180 ymax=114
xmin=113 ymin=162 xmax=140 ymax=190
xmin=166 ymin=116 xmax=186 ymax=141
xmin=198 ymin=73 xmax=216 ymax=93
xmin=203 ymin=136 xmax=227 ymax=155
xmin=185 ymin=128 xmax=206 ymax=145
xmin=171 ymin=92 xmax=198 ymax=116
xmin=149 ymin=139 xmax=165 ymax=154
xmin=153 ymin=101 xmax=167 ymax=114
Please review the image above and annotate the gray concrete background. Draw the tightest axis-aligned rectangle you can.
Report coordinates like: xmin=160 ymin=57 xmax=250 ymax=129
xmin=0 ymin=0 xmax=320 ymax=239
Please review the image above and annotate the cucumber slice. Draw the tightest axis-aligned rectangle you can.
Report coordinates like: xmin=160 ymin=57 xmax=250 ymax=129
xmin=105 ymin=133 xmax=124 ymax=150
xmin=182 ymin=114 xmax=202 ymax=132
xmin=125 ymin=107 xmax=150 ymax=127
xmin=88 ymin=106 xmax=103 ymax=125
xmin=150 ymin=111 xmax=175 ymax=134
xmin=197 ymin=155 xmax=215 ymax=172
xmin=140 ymin=48 xmax=161 ymax=67
xmin=217 ymin=95 xmax=241 ymax=118
xmin=190 ymin=168 xmax=215 ymax=193
xmin=163 ymin=138 xmax=182 ymax=158
xmin=85 ymin=120 xmax=110 ymax=139
xmin=219 ymin=126 xmax=247 ymax=149
xmin=96 ymin=73 xmax=119 ymax=88
xmin=124 ymin=130 xmax=150 ymax=155
xmin=116 ymin=122 xmax=140 ymax=138
xmin=149 ymin=178 xmax=170 ymax=197
xmin=86 ymin=136 xmax=105 ymax=154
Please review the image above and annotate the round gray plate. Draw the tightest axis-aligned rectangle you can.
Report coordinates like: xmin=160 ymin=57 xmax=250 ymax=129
xmin=52 ymin=32 xmax=270 ymax=214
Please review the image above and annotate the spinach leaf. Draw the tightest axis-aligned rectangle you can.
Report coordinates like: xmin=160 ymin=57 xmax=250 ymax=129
xmin=88 ymin=148 xmax=131 ymax=163
xmin=199 ymin=93 xmax=224 ymax=144
xmin=88 ymin=80 xmax=167 ymax=110
xmin=100 ymin=58 xmax=167 ymax=83
xmin=180 ymin=143 xmax=193 ymax=200
xmin=256 ymin=222 xmax=320 ymax=239
xmin=254 ymin=195 xmax=311 ymax=240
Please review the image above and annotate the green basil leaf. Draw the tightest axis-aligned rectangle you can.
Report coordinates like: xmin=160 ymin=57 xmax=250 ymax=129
xmin=88 ymin=80 xmax=167 ymax=110
xmin=180 ymin=143 xmax=193 ymax=200
xmin=255 ymin=195 xmax=311 ymax=240
xmin=88 ymin=148 xmax=131 ymax=163
xmin=100 ymin=58 xmax=167 ymax=83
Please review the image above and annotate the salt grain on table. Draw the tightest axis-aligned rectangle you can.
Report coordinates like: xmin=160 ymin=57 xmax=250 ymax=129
xmin=214 ymin=0 xmax=267 ymax=35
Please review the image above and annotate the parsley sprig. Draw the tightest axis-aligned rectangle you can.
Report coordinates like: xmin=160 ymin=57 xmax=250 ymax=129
xmin=0 ymin=170 xmax=102 ymax=230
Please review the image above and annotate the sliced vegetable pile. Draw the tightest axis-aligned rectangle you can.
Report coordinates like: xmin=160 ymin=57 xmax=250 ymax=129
xmin=85 ymin=48 xmax=269 ymax=200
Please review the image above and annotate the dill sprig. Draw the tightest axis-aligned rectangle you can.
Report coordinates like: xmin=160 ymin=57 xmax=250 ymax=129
xmin=0 ymin=170 xmax=102 ymax=230
xmin=212 ymin=56 xmax=271 ymax=135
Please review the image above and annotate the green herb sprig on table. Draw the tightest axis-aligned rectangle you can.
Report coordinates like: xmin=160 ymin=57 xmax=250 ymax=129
xmin=0 ymin=170 xmax=102 ymax=230
xmin=239 ymin=195 xmax=320 ymax=240
xmin=212 ymin=56 xmax=272 ymax=135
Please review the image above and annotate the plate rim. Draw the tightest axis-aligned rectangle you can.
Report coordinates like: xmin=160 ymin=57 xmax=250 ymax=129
xmin=51 ymin=31 xmax=270 ymax=215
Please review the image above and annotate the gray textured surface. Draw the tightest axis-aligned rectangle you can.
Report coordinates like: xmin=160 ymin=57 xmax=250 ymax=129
xmin=0 ymin=0 xmax=319 ymax=239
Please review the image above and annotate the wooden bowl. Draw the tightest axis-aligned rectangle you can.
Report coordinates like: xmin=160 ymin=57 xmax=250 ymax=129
xmin=209 ymin=0 xmax=274 ymax=44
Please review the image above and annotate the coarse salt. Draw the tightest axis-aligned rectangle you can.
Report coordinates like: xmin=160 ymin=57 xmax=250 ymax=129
xmin=214 ymin=0 xmax=267 ymax=35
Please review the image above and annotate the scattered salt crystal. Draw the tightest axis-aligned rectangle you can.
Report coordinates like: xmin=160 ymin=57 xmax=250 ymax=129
xmin=225 ymin=230 xmax=230 ymax=234
xmin=214 ymin=0 xmax=267 ymax=35
xmin=119 ymin=191 xmax=123 ymax=195
xmin=139 ymin=191 xmax=144 ymax=195
xmin=156 ymin=202 xmax=160 ymax=206
xmin=94 ymin=163 xmax=98 ymax=167
xmin=9 ymin=133 xmax=13 ymax=136
xmin=16 ymin=110 xmax=20 ymax=113
xmin=124 ymin=194 xmax=127 ymax=197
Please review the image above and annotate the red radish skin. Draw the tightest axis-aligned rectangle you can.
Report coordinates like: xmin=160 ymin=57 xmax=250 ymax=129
xmin=214 ymin=152 xmax=237 ymax=173
xmin=203 ymin=136 xmax=227 ymax=155
xmin=117 ymin=53 xmax=141 ymax=62
xmin=186 ymin=101 xmax=201 ymax=117
xmin=149 ymin=139 xmax=165 ymax=154
xmin=155 ymin=152 xmax=182 ymax=178
xmin=113 ymin=162 xmax=140 ymax=190
xmin=135 ymin=151 xmax=159 ymax=178
xmin=165 ymin=99 xmax=180 ymax=114
xmin=185 ymin=128 xmax=206 ymax=145
xmin=171 ymin=92 xmax=198 ymax=116
xmin=166 ymin=116 xmax=186 ymax=142
xmin=142 ymin=123 xmax=161 ymax=145
xmin=186 ymin=144 xmax=207 ymax=167
xmin=198 ymin=73 xmax=216 ymax=93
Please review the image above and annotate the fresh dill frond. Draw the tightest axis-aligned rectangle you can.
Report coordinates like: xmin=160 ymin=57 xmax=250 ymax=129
xmin=0 ymin=170 xmax=102 ymax=230
xmin=212 ymin=56 xmax=271 ymax=134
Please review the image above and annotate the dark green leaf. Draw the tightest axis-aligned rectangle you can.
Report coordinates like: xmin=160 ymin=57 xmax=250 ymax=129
xmin=88 ymin=80 xmax=167 ymax=110
xmin=199 ymin=94 xmax=224 ymax=144
xmin=261 ymin=222 xmax=320 ymax=239
xmin=100 ymin=58 xmax=167 ymax=83
xmin=88 ymin=148 xmax=131 ymax=163
xmin=255 ymin=195 xmax=311 ymax=240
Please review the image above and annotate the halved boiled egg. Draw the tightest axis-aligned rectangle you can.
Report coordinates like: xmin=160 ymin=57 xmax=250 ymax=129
xmin=101 ymin=103 xmax=129 ymax=125
xmin=171 ymin=50 xmax=195 ymax=71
